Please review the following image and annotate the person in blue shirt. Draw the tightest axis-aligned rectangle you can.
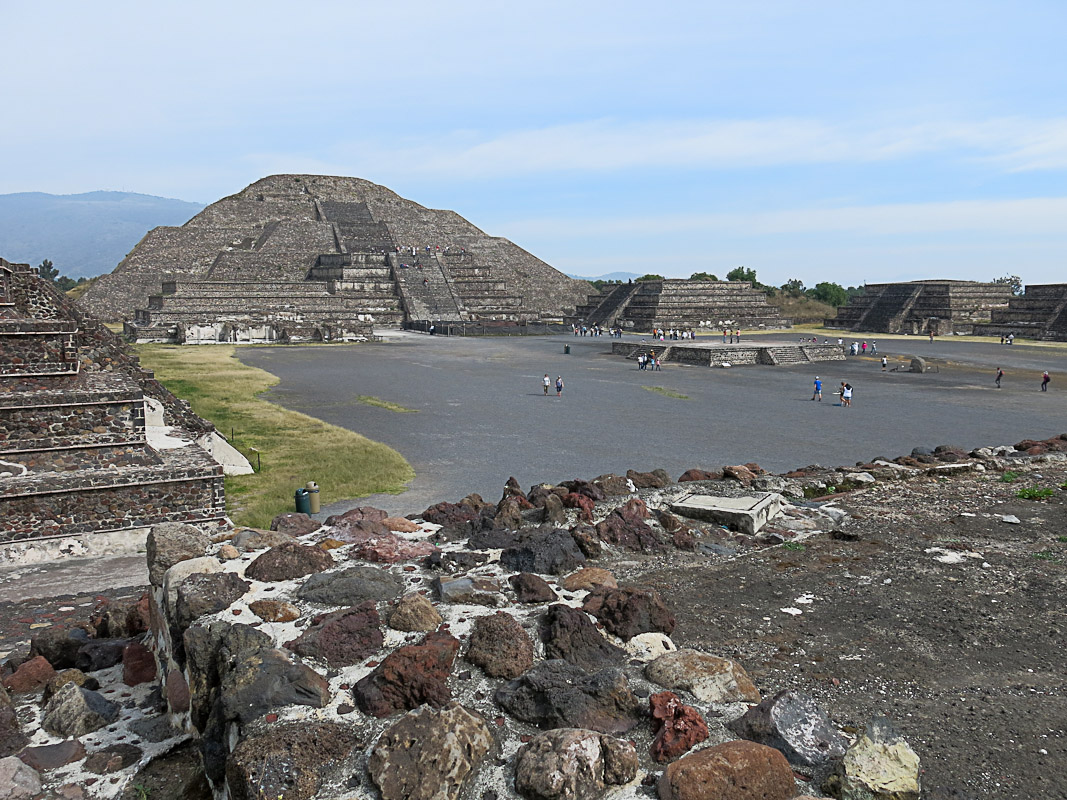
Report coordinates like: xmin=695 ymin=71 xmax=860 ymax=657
xmin=812 ymin=376 xmax=823 ymax=401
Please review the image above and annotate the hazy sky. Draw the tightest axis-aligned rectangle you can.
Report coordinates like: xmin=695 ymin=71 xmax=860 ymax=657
xmin=4 ymin=1 xmax=1066 ymax=285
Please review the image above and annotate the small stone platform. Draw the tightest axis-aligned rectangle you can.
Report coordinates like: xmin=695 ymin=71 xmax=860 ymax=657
xmin=670 ymin=492 xmax=783 ymax=534
xmin=612 ymin=341 xmax=845 ymax=367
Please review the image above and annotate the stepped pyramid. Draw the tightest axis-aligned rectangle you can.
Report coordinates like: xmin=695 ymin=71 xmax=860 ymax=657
xmin=79 ymin=175 xmax=590 ymax=342
xmin=825 ymin=280 xmax=1013 ymax=335
xmin=972 ymin=284 xmax=1067 ymax=341
xmin=0 ymin=258 xmax=226 ymax=544
xmin=574 ymin=279 xmax=789 ymax=331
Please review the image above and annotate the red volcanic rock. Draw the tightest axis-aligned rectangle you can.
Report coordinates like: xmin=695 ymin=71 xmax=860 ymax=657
xmin=658 ymin=740 xmax=797 ymax=800
xmin=650 ymin=691 xmax=709 ymax=762
xmin=353 ymin=631 xmax=460 ymax=718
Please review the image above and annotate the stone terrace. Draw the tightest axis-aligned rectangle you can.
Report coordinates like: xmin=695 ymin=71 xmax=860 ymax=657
xmin=826 ymin=280 xmax=1013 ymax=334
xmin=972 ymin=283 xmax=1067 ymax=341
xmin=576 ymin=280 xmax=789 ymax=332
xmin=0 ymin=258 xmax=226 ymax=545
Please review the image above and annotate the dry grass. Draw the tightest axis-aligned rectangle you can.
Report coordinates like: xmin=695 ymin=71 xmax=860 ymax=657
xmin=767 ymin=294 xmax=837 ymax=324
xmin=136 ymin=344 xmax=414 ymax=528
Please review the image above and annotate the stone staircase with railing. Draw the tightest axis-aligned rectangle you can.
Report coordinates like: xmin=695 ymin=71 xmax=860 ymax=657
xmin=574 ymin=283 xmax=641 ymax=328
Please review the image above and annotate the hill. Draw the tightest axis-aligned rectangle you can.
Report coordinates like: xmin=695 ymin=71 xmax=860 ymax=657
xmin=0 ymin=191 xmax=203 ymax=278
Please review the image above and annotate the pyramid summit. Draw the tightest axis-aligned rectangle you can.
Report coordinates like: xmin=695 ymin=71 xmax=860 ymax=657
xmin=79 ymin=174 xmax=590 ymax=341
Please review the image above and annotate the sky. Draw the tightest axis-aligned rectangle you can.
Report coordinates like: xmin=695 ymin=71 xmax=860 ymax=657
xmin=3 ymin=1 xmax=1067 ymax=286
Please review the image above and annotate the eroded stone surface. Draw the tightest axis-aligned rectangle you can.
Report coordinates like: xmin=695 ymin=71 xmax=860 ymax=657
xmin=540 ymin=604 xmax=626 ymax=672
xmin=245 ymin=542 xmax=334 ymax=582
xmin=147 ymin=522 xmax=211 ymax=586
xmin=727 ymin=689 xmax=847 ymax=769
xmin=297 ymin=566 xmax=403 ymax=606
xmin=226 ymin=723 xmax=359 ymax=800
xmin=41 ymin=683 xmax=120 ymax=737
xmin=825 ymin=717 xmax=921 ymax=800
xmin=353 ymin=631 xmax=460 ymax=718
xmin=650 ymin=691 xmax=709 ymax=762
xmin=388 ymin=592 xmax=443 ymax=632
xmin=284 ymin=602 xmax=383 ymax=667
xmin=646 ymin=649 xmax=761 ymax=704
xmin=466 ymin=612 xmax=533 ymax=679
xmin=582 ymin=585 xmax=675 ymax=641
xmin=514 ymin=728 xmax=638 ymax=800
xmin=658 ymin=740 xmax=797 ymax=800
xmin=369 ymin=704 xmax=492 ymax=800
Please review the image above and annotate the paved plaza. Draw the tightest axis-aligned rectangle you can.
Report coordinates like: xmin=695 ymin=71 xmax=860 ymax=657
xmin=238 ymin=331 xmax=1067 ymax=517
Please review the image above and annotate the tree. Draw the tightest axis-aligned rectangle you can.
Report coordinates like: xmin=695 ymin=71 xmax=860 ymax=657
xmin=726 ymin=266 xmax=758 ymax=284
xmin=809 ymin=281 xmax=849 ymax=307
xmin=780 ymin=278 xmax=806 ymax=298
xmin=636 ymin=273 xmax=665 ymax=282
xmin=689 ymin=271 xmax=719 ymax=282
xmin=37 ymin=259 xmax=59 ymax=283
xmin=992 ymin=274 xmax=1024 ymax=296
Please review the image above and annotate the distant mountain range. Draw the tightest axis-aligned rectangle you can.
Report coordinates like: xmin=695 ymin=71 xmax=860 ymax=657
xmin=0 ymin=191 xmax=203 ymax=278
xmin=567 ymin=271 xmax=642 ymax=282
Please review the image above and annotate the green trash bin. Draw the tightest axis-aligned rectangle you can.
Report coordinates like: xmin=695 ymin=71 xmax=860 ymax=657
xmin=564 ymin=344 xmax=570 ymax=354
xmin=294 ymin=488 xmax=311 ymax=515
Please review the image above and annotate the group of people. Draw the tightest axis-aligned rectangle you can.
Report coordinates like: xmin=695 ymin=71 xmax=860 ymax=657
xmin=542 ymin=374 xmax=564 ymax=397
xmin=655 ymin=328 xmax=696 ymax=341
xmin=573 ymin=324 xmax=622 ymax=337
xmin=637 ymin=353 xmax=661 ymax=370
xmin=847 ymin=340 xmax=877 ymax=355
xmin=811 ymin=376 xmax=854 ymax=406
xmin=722 ymin=328 xmax=741 ymax=343
xmin=999 ymin=333 xmax=1016 ymax=345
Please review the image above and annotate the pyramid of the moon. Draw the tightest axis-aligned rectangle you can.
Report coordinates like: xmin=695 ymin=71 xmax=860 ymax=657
xmin=78 ymin=175 xmax=590 ymax=342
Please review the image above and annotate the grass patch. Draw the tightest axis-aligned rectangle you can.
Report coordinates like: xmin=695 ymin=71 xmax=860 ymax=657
xmin=357 ymin=395 xmax=417 ymax=413
xmin=136 ymin=344 xmax=414 ymax=528
xmin=1000 ymin=471 xmax=1019 ymax=483
xmin=1033 ymin=551 xmax=1060 ymax=562
xmin=782 ymin=542 xmax=806 ymax=551
xmin=1016 ymin=486 xmax=1055 ymax=500
xmin=643 ymin=386 xmax=689 ymax=400
xmin=1057 ymin=536 xmax=1067 ymax=543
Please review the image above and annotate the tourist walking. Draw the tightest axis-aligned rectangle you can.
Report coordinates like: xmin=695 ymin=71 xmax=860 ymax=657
xmin=995 ymin=367 xmax=1004 ymax=388
xmin=812 ymin=376 xmax=822 ymax=401
xmin=555 ymin=376 xmax=564 ymax=397
xmin=842 ymin=382 xmax=853 ymax=407
xmin=543 ymin=374 xmax=551 ymax=395
xmin=881 ymin=356 xmax=887 ymax=371
xmin=1041 ymin=371 xmax=1050 ymax=391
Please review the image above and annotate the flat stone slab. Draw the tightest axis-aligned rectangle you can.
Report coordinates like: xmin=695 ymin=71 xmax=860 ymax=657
xmin=669 ymin=493 xmax=782 ymax=535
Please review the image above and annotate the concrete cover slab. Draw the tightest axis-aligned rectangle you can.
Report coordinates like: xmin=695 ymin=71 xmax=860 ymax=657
xmin=670 ymin=492 xmax=782 ymax=535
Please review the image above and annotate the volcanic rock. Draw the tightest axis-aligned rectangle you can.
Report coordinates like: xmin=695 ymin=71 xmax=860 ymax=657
xmin=494 ymin=660 xmax=640 ymax=734
xmin=369 ymin=703 xmax=492 ymax=800
xmin=592 ymin=474 xmax=631 ymax=496
xmin=388 ymin=593 xmax=444 ymax=632
xmin=231 ymin=528 xmax=295 ymax=551
xmin=559 ymin=479 xmax=606 ymax=502
xmin=499 ymin=527 xmax=587 ymax=575
xmin=627 ymin=468 xmax=672 ymax=489
xmin=182 ymin=622 xmax=272 ymax=730
xmin=540 ymin=604 xmax=626 ymax=672
xmin=147 ymin=522 xmax=211 ymax=586
xmin=41 ymin=683 xmax=120 ymax=737
xmin=84 ymin=743 xmax=142 ymax=774
xmin=353 ymin=631 xmax=460 ymax=717
xmin=582 ymin=585 xmax=675 ymax=640
xmin=625 ymin=632 xmax=677 ymax=662
xmin=825 ymin=717 xmax=921 ymax=800
xmin=561 ymin=568 xmax=617 ymax=592
xmin=434 ymin=575 xmax=505 ymax=606
xmin=122 ymin=641 xmax=157 ymax=686
xmin=42 ymin=669 xmax=94 ymax=703
xmin=0 ymin=756 xmax=41 ymax=799
xmin=562 ymin=493 xmax=596 ymax=522
xmin=509 ymin=572 xmax=557 ymax=603
xmin=326 ymin=505 xmax=389 ymax=526
xmin=75 ymin=638 xmax=132 ymax=673
xmin=297 ymin=565 xmax=403 ymax=605
xmin=495 ymin=496 xmax=526 ymax=529
xmin=175 ymin=571 xmax=250 ymax=629
xmin=248 ymin=599 xmax=301 ymax=623
xmin=119 ymin=740 xmax=211 ymax=800
xmin=2 ymin=655 xmax=55 ymax=693
xmin=17 ymin=739 xmax=87 ymax=771
xmin=284 ymin=602 xmax=383 ymax=667
xmin=650 ymin=691 xmax=709 ymax=762
xmin=220 ymin=647 xmax=330 ymax=724
xmin=269 ymin=512 xmax=321 ymax=536
xmin=594 ymin=499 xmax=666 ymax=553
xmin=541 ymin=493 xmax=567 ymax=525
xmin=646 ymin=649 xmax=761 ymax=704
xmin=569 ymin=526 xmax=602 ymax=558
xmin=30 ymin=627 xmax=90 ymax=670
xmin=245 ymin=542 xmax=334 ymax=582
xmin=678 ymin=468 xmax=722 ymax=482
xmin=350 ymin=532 xmax=439 ymax=564
xmin=514 ymin=728 xmax=638 ymax=800
xmin=727 ymin=689 xmax=847 ymax=769
xmin=466 ymin=613 xmax=534 ymax=679
xmin=658 ymin=740 xmax=796 ymax=800
xmin=0 ymin=685 xmax=28 ymax=757
xmin=226 ymin=723 xmax=359 ymax=800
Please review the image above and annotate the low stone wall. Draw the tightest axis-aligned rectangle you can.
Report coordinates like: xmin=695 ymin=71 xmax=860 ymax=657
xmin=611 ymin=342 xmax=843 ymax=367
